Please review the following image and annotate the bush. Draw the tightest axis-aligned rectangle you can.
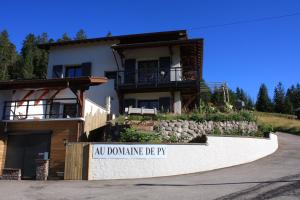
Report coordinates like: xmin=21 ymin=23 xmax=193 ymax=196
xmin=128 ymin=115 xmax=154 ymax=121
xmin=120 ymin=127 xmax=162 ymax=143
xmin=258 ymin=124 xmax=273 ymax=138
xmin=187 ymin=111 xmax=256 ymax=123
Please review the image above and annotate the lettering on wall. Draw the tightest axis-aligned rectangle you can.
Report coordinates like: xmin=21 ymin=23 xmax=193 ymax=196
xmin=92 ymin=144 xmax=167 ymax=159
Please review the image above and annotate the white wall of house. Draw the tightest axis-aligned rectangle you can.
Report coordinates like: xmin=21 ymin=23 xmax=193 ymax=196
xmin=47 ymin=43 xmax=183 ymax=116
xmin=47 ymin=42 xmax=120 ymax=116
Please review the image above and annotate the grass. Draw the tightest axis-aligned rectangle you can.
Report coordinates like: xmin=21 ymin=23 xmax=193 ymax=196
xmin=255 ymin=112 xmax=300 ymax=135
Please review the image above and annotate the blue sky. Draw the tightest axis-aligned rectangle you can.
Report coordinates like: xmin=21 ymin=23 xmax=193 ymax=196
xmin=1 ymin=0 xmax=300 ymax=101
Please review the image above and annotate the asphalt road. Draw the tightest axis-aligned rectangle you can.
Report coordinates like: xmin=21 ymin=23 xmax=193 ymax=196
xmin=1 ymin=132 xmax=300 ymax=200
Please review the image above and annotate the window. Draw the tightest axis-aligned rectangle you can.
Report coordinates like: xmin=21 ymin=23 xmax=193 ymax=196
xmin=63 ymin=104 xmax=78 ymax=118
xmin=124 ymin=59 xmax=136 ymax=84
xmin=65 ymin=66 xmax=82 ymax=78
xmin=124 ymin=99 xmax=136 ymax=109
xmin=159 ymin=97 xmax=171 ymax=112
xmin=138 ymin=100 xmax=159 ymax=109
xmin=138 ymin=60 xmax=158 ymax=84
xmin=49 ymin=102 xmax=61 ymax=118
xmin=105 ymin=71 xmax=117 ymax=79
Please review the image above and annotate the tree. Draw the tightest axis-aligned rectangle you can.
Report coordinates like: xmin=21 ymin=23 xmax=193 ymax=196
xmin=256 ymin=83 xmax=272 ymax=112
xmin=75 ymin=29 xmax=87 ymax=40
xmin=273 ymin=82 xmax=285 ymax=113
xmin=106 ymin=31 xmax=112 ymax=37
xmin=236 ymin=87 xmax=247 ymax=102
xmin=58 ymin=33 xmax=71 ymax=42
xmin=284 ymin=90 xmax=293 ymax=114
xmin=199 ymin=80 xmax=211 ymax=104
xmin=34 ymin=33 xmax=49 ymax=79
xmin=20 ymin=34 xmax=36 ymax=79
xmin=0 ymin=30 xmax=17 ymax=80
xmin=20 ymin=33 xmax=49 ymax=79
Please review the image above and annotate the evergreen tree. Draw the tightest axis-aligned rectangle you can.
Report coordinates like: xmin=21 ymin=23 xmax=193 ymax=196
xmin=211 ymin=87 xmax=224 ymax=106
xmin=284 ymin=90 xmax=293 ymax=114
xmin=255 ymin=83 xmax=272 ymax=112
xmin=273 ymin=82 xmax=285 ymax=113
xmin=75 ymin=29 xmax=87 ymax=40
xmin=287 ymin=84 xmax=300 ymax=112
xmin=228 ymin=89 xmax=237 ymax=106
xmin=236 ymin=87 xmax=247 ymax=102
xmin=34 ymin=33 xmax=49 ymax=79
xmin=58 ymin=33 xmax=71 ymax=42
xmin=20 ymin=33 xmax=49 ymax=79
xmin=20 ymin=34 xmax=36 ymax=79
xmin=199 ymin=80 xmax=211 ymax=104
xmin=0 ymin=30 xmax=17 ymax=80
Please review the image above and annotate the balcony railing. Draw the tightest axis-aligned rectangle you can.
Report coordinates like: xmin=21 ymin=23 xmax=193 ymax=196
xmin=2 ymin=98 xmax=80 ymax=120
xmin=116 ymin=66 xmax=199 ymax=89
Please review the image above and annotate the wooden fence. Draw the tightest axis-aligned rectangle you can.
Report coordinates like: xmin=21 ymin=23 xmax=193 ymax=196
xmin=64 ymin=143 xmax=90 ymax=180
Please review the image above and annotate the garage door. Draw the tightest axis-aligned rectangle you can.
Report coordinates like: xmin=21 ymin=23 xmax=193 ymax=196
xmin=5 ymin=133 xmax=51 ymax=179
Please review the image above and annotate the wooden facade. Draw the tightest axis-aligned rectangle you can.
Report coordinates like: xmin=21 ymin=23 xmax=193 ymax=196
xmin=0 ymin=119 xmax=83 ymax=178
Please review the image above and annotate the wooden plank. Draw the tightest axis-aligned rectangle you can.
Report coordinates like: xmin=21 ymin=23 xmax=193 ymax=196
xmin=64 ymin=143 xmax=89 ymax=180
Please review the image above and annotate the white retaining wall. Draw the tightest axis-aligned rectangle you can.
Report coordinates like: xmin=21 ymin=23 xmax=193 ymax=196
xmin=89 ymin=134 xmax=278 ymax=180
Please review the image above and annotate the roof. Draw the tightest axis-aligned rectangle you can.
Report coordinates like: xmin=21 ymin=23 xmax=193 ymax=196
xmin=0 ymin=76 xmax=107 ymax=90
xmin=38 ymin=30 xmax=187 ymax=49
xmin=111 ymin=38 xmax=203 ymax=50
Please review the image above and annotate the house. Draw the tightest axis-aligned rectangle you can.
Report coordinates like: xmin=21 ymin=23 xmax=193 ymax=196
xmin=41 ymin=29 xmax=203 ymax=115
xmin=0 ymin=77 xmax=107 ymax=179
xmin=0 ymin=30 xmax=204 ymax=179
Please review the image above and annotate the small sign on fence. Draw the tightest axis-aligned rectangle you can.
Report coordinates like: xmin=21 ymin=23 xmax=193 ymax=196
xmin=92 ymin=144 xmax=167 ymax=159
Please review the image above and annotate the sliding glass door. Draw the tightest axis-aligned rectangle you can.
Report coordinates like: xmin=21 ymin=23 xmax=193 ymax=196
xmin=138 ymin=60 xmax=158 ymax=84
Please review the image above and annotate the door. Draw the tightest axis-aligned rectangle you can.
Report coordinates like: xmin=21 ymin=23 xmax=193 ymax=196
xmin=138 ymin=60 xmax=158 ymax=84
xmin=5 ymin=133 xmax=51 ymax=179
xmin=138 ymin=100 xmax=159 ymax=109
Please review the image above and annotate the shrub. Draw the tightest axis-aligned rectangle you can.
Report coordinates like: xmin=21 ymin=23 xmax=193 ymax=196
xmin=128 ymin=115 xmax=153 ymax=121
xmin=187 ymin=111 xmax=256 ymax=123
xmin=258 ymin=124 xmax=273 ymax=138
xmin=120 ymin=127 xmax=162 ymax=143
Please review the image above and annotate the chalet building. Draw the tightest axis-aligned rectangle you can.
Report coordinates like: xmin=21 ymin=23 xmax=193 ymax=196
xmin=0 ymin=30 xmax=204 ymax=179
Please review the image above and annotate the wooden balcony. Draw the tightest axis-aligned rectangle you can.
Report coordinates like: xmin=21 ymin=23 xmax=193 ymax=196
xmin=2 ymin=98 xmax=81 ymax=121
xmin=115 ymin=66 xmax=200 ymax=93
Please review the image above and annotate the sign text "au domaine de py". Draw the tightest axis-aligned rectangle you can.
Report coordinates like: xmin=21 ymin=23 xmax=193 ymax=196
xmin=92 ymin=144 xmax=167 ymax=159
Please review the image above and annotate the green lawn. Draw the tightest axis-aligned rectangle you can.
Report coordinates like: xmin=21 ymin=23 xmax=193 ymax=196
xmin=255 ymin=112 xmax=300 ymax=135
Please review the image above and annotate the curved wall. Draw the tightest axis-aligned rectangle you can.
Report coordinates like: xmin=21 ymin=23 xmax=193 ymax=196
xmin=89 ymin=134 xmax=278 ymax=180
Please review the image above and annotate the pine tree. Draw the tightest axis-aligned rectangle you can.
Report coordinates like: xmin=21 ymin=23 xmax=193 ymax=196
xmin=75 ymin=29 xmax=87 ymax=40
xmin=199 ymin=80 xmax=211 ymax=104
xmin=273 ymin=82 xmax=285 ymax=113
xmin=58 ymin=33 xmax=71 ymax=42
xmin=20 ymin=34 xmax=36 ymax=79
xmin=284 ymin=90 xmax=293 ymax=114
xmin=255 ymin=83 xmax=272 ymax=112
xmin=0 ymin=30 xmax=17 ymax=80
xmin=34 ymin=33 xmax=49 ymax=79
xmin=286 ymin=84 xmax=300 ymax=112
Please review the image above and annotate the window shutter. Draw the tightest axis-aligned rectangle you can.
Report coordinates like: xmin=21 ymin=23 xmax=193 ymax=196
xmin=124 ymin=59 xmax=135 ymax=84
xmin=159 ymin=97 xmax=171 ymax=113
xmin=81 ymin=62 xmax=92 ymax=77
xmin=52 ymin=65 xmax=63 ymax=78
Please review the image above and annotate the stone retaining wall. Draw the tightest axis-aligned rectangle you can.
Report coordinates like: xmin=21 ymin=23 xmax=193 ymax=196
xmin=157 ymin=120 xmax=258 ymax=142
